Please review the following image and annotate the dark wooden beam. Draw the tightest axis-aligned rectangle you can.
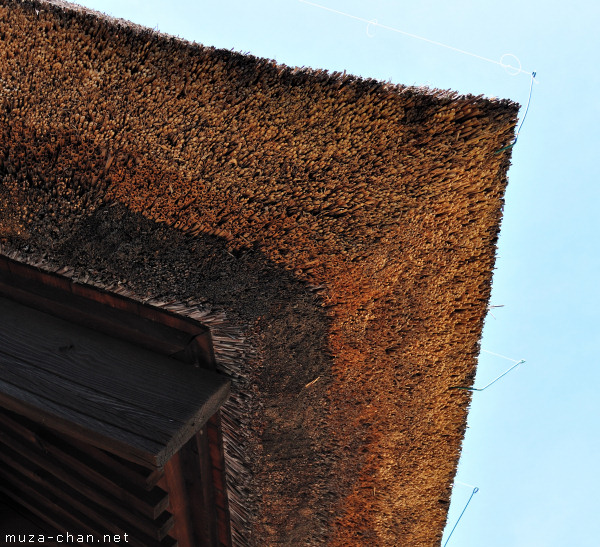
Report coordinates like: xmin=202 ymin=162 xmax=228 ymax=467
xmin=206 ymin=414 xmax=232 ymax=547
xmin=0 ymin=409 xmax=169 ymax=519
xmin=0 ymin=256 xmax=231 ymax=545
xmin=161 ymin=452 xmax=197 ymax=547
xmin=0 ymin=469 xmax=176 ymax=547
xmin=50 ymin=429 xmax=165 ymax=491
xmin=186 ymin=429 xmax=219 ymax=545
xmin=0 ymin=295 xmax=230 ymax=467
xmin=0 ymin=256 xmax=216 ymax=369
xmin=0 ymin=443 xmax=174 ymax=541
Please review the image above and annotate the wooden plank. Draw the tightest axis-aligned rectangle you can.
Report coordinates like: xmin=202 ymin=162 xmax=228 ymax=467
xmin=160 ymin=429 xmax=227 ymax=547
xmin=0 ymin=257 xmax=211 ymax=357
xmin=40 ymin=437 xmax=166 ymax=498
xmin=0 ymin=354 xmax=180 ymax=444
xmin=0 ymin=470 xmax=116 ymax=545
xmin=0 ymin=442 xmax=174 ymax=541
xmin=0 ymin=295 xmax=230 ymax=467
xmin=0 ymin=276 xmax=199 ymax=362
xmin=206 ymin=415 xmax=232 ymax=547
xmin=0 ymin=493 xmax=54 ymax=534
xmin=0 ymin=468 xmax=176 ymax=547
xmin=0 ymin=485 xmax=93 ymax=547
xmin=3 ymin=257 xmax=196 ymax=330
xmin=0 ymin=258 xmax=216 ymax=370
xmin=0 ymin=422 xmax=168 ymax=520
xmin=191 ymin=429 xmax=220 ymax=546
xmin=216 ymin=507 xmax=231 ymax=547
xmin=163 ymin=451 xmax=197 ymax=547
xmin=0 ymin=486 xmax=177 ymax=547
xmin=0 ymin=407 xmax=167 ymax=507
xmin=186 ymin=333 xmax=217 ymax=371
xmin=50 ymin=429 xmax=165 ymax=490
xmin=0 ymin=375 xmax=164 ymax=467
xmin=2 ymin=258 xmax=70 ymax=294
xmin=0 ymin=295 xmax=226 ymax=420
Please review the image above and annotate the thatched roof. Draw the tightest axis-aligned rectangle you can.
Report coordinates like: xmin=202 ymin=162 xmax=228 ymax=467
xmin=0 ymin=0 xmax=519 ymax=544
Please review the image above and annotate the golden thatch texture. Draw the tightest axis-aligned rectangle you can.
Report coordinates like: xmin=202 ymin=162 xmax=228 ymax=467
xmin=0 ymin=1 xmax=519 ymax=545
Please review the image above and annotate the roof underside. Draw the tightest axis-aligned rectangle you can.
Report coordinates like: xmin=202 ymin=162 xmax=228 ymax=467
xmin=0 ymin=1 xmax=519 ymax=545
xmin=0 ymin=293 xmax=229 ymax=468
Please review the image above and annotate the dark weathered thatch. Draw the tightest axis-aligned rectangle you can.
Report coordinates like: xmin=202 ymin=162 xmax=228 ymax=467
xmin=0 ymin=0 xmax=519 ymax=544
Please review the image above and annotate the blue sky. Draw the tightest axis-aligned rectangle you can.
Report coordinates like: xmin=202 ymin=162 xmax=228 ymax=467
xmin=73 ymin=1 xmax=600 ymax=545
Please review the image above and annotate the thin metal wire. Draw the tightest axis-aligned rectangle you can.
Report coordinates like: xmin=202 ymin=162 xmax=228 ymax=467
xmin=514 ymin=71 xmax=537 ymax=141
xmin=454 ymin=480 xmax=478 ymax=490
xmin=495 ymin=70 xmax=537 ymax=153
xmin=481 ymin=349 xmax=522 ymax=363
xmin=298 ymin=0 xmax=533 ymax=76
xmin=443 ymin=486 xmax=479 ymax=547
xmin=450 ymin=359 xmax=525 ymax=391
xmin=515 ymin=72 xmax=537 ymax=137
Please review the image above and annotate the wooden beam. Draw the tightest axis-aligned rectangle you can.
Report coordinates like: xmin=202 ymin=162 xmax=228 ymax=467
xmin=162 ymin=451 xmax=197 ymax=547
xmin=0 ymin=484 xmax=94 ymax=547
xmin=0 ymin=409 xmax=168 ymax=518
xmin=0 ymin=257 xmax=230 ymax=545
xmin=50 ymin=429 xmax=165 ymax=491
xmin=186 ymin=430 xmax=219 ymax=545
xmin=206 ymin=414 xmax=232 ymax=547
xmin=0 ymin=426 xmax=168 ymax=521
xmin=0 ymin=469 xmax=176 ymax=547
xmin=0 ymin=256 xmax=216 ymax=369
xmin=0 ymin=443 xmax=174 ymax=541
xmin=0 ymin=493 xmax=54 ymax=535
xmin=0 ymin=295 xmax=230 ymax=467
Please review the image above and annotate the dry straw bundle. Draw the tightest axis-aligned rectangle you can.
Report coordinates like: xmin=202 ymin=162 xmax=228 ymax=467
xmin=0 ymin=1 xmax=518 ymax=544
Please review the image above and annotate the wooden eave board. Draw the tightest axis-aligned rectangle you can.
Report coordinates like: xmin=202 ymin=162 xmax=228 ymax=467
xmin=0 ymin=256 xmax=216 ymax=369
xmin=0 ymin=295 xmax=230 ymax=468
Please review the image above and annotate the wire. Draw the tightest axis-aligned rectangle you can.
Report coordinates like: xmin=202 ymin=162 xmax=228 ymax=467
xmin=298 ymin=0 xmax=534 ymax=76
xmin=515 ymin=71 xmax=537 ymax=141
xmin=451 ymin=360 xmax=525 ymax=392
xmin=481 ymin=349 xmax=522 ymax=363
xmin=450 ymin=350 xmax=526 ymax=392
xmin=443 ymin=486 xmax=479 ymax=547
xmin=454 ymin=480 xmax=478 ymax=490
xmin=298 ymin=1 xmax=538 ymax=153
xmin=495 ymin=70 xmax=537 ymax=153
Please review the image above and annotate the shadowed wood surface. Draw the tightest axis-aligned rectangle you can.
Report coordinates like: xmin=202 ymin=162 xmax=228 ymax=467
xmin=0 ymin=493 xmax=54 ymax=535
xmin=0 ymin=408 xmax=177 ymax=547
xmin=0 ymin=295 xmax=230 ymax=467
xmin=0 ymin=255 xmax=217 ymax=370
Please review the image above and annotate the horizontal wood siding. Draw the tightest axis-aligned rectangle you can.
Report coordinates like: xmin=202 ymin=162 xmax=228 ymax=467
xmin=0 ymin=256 xmax=216 ymax=368
xmin=0 ymin=408 xmax=176 ymax=546
xmin=0 ymin=257 xmax=232 ymax=545
xmin=0 ymin=295 xmax=230 ymax=467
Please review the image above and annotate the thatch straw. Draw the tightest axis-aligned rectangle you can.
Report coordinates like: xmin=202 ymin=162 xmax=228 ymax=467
xmin=0 ymin=1 xmax=518 ymax=544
